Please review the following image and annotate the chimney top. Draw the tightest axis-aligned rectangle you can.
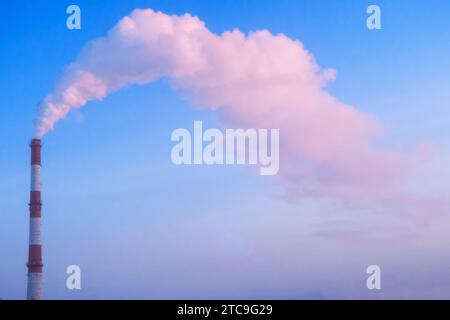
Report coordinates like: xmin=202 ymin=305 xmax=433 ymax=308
xmin=30 ymin=139 xmax=41 ymax=147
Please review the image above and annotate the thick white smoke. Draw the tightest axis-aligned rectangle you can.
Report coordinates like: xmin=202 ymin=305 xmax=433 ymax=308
xmin=36 ymin=8 xmax=342 ymax=138
xmin=35 ymin=8 xmax=448 ymax=210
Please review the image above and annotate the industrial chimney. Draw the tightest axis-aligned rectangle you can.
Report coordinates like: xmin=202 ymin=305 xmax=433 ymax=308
xmin=27 ymin=139 xmax=43 ymax=300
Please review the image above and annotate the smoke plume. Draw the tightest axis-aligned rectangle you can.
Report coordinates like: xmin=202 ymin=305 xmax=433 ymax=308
xmin=35 ymin=8 xmax=447 ymax=207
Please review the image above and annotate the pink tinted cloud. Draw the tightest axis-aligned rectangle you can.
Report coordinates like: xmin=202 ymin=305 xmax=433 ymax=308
xmin=35 ymin=8 xmax=444 ymax=209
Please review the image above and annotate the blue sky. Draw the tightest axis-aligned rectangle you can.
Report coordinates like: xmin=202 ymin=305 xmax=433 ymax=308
xmin=1 ymin=0 xmax=450 ymax=299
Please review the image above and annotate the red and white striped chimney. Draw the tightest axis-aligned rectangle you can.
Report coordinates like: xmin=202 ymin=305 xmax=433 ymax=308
xmin=27 ymin=139 xmax=43 ymax=300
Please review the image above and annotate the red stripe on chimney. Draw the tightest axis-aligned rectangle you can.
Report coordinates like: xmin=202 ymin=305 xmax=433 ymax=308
xmin=27 ymin=245 xmax=43 ymax=273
